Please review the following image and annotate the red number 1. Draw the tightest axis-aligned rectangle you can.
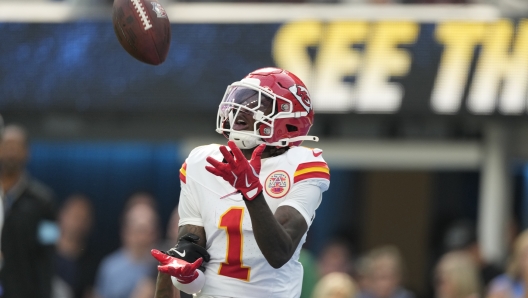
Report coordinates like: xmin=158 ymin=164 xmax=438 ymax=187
xmin=218 ymin=207 xmax=251 ymax=281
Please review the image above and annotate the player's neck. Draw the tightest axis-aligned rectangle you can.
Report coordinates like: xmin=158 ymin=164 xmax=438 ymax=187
xmin=240 ymin=148 xmax=255 ymax=160
xmin=240 ymin=146 xmax=288 ymax=160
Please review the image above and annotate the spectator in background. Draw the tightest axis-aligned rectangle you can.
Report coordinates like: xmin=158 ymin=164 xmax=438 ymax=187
xmin=160 ymin=206 xmax=183 ymax=298
xmin=0 ymin=124 xmax=57 ymax=298
xmin=318 ymin=239 xmax=355 ymax=278
xmin=0 ymin=115 xmax=4 ymax=298
xmin=312 ymin=272 xmax=359 ymax=298
xmin=162 ymin=206 xmax=180 ymax=251
xmin=443 ymin=220 xmax=502 ymax=287
xmin=0 ymin=114 xmax=4 ymax=271
xmin=55 ymin=194 xmax=99 ymax=298
xmin=434 ymin=251 xmax=482 ymax=298
xmin=357 ymin=246 xmax=415 ymax=298
xmin=123 ymin=191 xmax=157 ymax=212
xmin=487 ymin=229 xmax=528 ymax=298
xmin=94 ymin=193 xmax=159 ymax=298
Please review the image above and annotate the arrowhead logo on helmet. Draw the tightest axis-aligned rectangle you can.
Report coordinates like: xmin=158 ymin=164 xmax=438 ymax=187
xmin=289 ymin=85 xmax=312 ymax=113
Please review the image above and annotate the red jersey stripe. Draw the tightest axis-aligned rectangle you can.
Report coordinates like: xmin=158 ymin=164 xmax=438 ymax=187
xmin=294 ymin=171 xmax=330 ymax=183
xmin=295 ymin=161 xmax=328 ymax=172
xmin=179 ymin=162 xmax=187 ymax=183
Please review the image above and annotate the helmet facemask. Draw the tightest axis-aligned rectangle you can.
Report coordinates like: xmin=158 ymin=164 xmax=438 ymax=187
xmin=216 ymin=77 xmax=319 ymax=149
xmin=216 ymin=82 xmax=276 ymax=149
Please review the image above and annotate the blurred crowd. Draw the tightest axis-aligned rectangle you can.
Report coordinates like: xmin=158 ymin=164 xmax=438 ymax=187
xmin=1 ymin=122 xmax=528 ymax=298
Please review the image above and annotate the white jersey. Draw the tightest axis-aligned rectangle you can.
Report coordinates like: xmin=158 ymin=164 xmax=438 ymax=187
xmin=178 ymin=144 xmax=330 ymax=298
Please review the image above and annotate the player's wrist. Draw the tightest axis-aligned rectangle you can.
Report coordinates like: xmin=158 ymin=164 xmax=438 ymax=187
xmin=176 ymin=271 xmax=199 ymax=284
xmin=171 ymin=270 xmax=206 ymax=294
xmin=242 ymin=186 xmax=263 ymax=201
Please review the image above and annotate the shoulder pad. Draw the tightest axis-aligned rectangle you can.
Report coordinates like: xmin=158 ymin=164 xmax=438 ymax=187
xmin=286 ymin=146 xmax=326 ymax=165
xmin=187 ymin=144 xmax=222 ymax=161
xmin=180 ymin=144 xmax=222 ymax=184
xmin=287 ymin=147 xmax=330 ymax=184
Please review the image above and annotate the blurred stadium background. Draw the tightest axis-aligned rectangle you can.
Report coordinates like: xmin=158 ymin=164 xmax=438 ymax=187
xmin=1 ymin=0 xmax=528 ymax=297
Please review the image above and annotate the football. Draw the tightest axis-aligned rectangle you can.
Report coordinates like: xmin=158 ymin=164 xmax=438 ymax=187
xmin=112 ymin=0 xmax=171 ymax=65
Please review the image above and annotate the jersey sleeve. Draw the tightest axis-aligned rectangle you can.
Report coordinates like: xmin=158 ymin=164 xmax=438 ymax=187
xmin=178 ymin=161 xmax=204 ymax=227
xmin=278 ymin=149 xmax=330 ymax=226
xmin=293 ymin=161 xmax=330 ymax=188
xmin=278 ymin=181 xmax=324 ymax=226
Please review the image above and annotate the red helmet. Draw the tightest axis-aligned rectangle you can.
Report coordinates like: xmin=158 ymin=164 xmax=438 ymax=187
xmin=216 ymin=67 xmax=318 ymax=148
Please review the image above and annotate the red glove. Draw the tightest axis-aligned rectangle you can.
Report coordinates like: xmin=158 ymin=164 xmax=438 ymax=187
xmin=151 ymin=249 xmax=203 ymax=284
xmin=205 ymin=141 xmax=266 ymax=200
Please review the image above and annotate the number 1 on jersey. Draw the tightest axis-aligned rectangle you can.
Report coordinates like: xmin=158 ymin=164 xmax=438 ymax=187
xmin=218 ymin=207 xmax=251 ymax=281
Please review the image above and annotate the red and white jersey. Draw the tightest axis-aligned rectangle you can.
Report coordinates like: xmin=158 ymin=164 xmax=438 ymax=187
xmin=178 ymin=144 xmax=330 ymax=298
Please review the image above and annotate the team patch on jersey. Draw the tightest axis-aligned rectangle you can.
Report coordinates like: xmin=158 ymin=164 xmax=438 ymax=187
xmin=179 ymin=162 xmax=187 ymax=183
xmin=264 ymin=170 xmax=291 ymax=198
xmin=294 ymin=161 xmax=330 ymax=183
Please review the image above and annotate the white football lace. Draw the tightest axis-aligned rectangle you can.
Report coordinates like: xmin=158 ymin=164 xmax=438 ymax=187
xmin=131 ymin=0 xmax=152 ymax=31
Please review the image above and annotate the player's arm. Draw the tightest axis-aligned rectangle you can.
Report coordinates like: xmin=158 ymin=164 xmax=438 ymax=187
xmin=206 ymin=142 xmax=313 ymax=269
xmin=244 ymin=194 xmax=307 ymax=268
xmin=154 ymin=225 xmax=207 ymax=298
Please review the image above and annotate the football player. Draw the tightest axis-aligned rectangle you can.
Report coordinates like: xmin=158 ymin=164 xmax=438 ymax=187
xmin=152 ymin=67 xmax=330 ymax=298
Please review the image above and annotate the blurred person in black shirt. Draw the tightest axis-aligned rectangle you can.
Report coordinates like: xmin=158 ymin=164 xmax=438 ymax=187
xmin=0 ymin=124 xmax=57 ymax=298
xmin=55 ymin=194 xmax=99 ymax=298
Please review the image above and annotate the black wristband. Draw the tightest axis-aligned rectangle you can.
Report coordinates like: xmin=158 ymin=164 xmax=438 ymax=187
xmin=165 ymin=233 xmax=210 ymax=272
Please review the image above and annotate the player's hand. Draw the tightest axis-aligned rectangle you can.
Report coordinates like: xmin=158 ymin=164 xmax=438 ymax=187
xmin=151 ymin=249 xmax=203 ymax=284
xmin=205 ymin=141 xmax=266 ymax=200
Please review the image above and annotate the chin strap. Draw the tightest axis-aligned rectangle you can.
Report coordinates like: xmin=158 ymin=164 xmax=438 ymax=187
xmin=260 ymin=135 xmax=319 ymax=147
xmin=229 ymin=131 xmax=261 ymax=149
xmin=228 ymin=131 xmax=319 ymax=149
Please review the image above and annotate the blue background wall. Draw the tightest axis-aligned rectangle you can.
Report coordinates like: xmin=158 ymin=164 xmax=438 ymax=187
xmin=27 ymin=141 xmax=183 ymax=256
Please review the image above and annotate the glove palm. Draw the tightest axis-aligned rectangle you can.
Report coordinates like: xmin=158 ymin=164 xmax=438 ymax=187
xmin=151 ymin=249 xmax=203 ymax=284
xmin=205 ymin=141 xmax=266 ymax=200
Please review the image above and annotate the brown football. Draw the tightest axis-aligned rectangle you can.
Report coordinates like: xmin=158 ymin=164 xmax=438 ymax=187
xmin=112 ymin=0 xmax=171 ymax=65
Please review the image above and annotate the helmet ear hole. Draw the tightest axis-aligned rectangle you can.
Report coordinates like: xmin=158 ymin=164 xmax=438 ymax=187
xmin=286 ymin=124 xmax=298 ymax=132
